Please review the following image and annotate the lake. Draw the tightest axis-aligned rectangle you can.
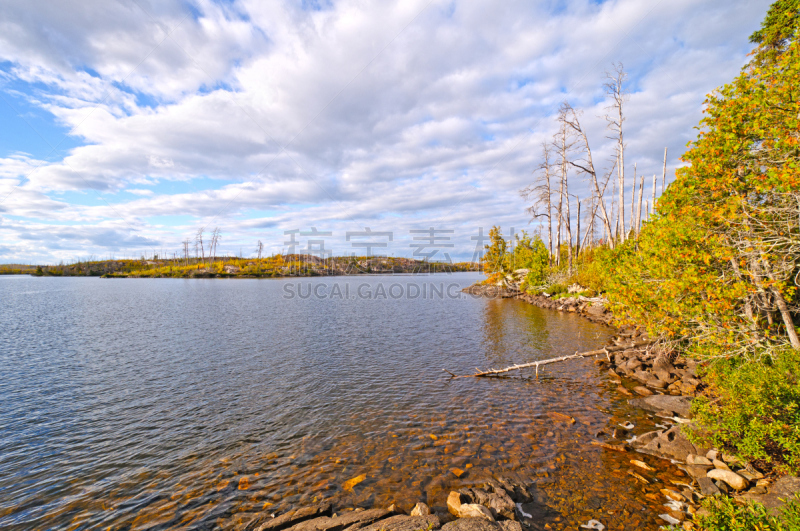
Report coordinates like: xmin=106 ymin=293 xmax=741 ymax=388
xmin=0 ymin=273 xmax=684 ymax=530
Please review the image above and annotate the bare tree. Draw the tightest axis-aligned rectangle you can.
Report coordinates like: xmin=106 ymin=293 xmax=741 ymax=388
xmin=635 ymin=169 xmax=644 ymax=236
xmin=210 ymin=228 xmax=221 ymax=263
xmin=604 ymin=63 xmax=628 ymax=242
xmin=631 ymin=163 xmax=637 ymax=236
xmin=183 ymin=239 xmax=190 ymax=266
xmin=521 ymin=142 xmax=555 ymax=264
xmin=196 ymin=228 xmax=206 ymax=267
xmin=555 ymin=104 xmax=579 ymax=269
xmin=661 ymin=147 xmax=668 ymax=195
xmin=651 ymin=173 xmax=657 ymax=219
xmin=560 ymin=102 xmax=614 ymax=249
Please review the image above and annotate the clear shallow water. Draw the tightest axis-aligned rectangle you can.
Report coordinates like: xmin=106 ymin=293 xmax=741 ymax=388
xmin=0 ymin=274 xmax=684 ymax=530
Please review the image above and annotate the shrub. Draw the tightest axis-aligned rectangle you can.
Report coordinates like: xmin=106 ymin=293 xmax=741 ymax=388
xmin=696 ymin=494 xmax=800 ymax=531
xmin=687 ymin=348 xmax=800 ymax=474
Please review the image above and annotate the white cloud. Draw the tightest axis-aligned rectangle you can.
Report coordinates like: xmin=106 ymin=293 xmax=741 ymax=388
xmin=0 ymin=0 xmax=773 ymax=262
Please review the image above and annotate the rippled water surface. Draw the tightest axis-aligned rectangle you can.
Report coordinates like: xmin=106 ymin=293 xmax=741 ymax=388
xmin=0 ymin=274 xmax=686 ymax=530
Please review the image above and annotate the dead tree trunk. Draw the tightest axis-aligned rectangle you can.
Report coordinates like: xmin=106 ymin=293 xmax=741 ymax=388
xmin=636 ymin=170 xmax=644 ymax=236
xmin=605 ymin=64 xmax=628 ymax=243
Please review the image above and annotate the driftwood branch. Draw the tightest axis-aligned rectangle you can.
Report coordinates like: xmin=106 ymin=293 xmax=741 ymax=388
xmin=445 ymin=340 xmax=652 ymax=379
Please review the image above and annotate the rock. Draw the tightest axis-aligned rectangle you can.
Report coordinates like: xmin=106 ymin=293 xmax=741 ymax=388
xmin=458 ymin=504 xmax=495 ymax=521
xmin=441 ymin=518 xmax=501 ymax=531
xmin=343 ymin=474 xmax=367 ymax=490
xmin=712 ymin=459 xmax=731 ymax=471
xmin=661 ymin=489 xmax=685 ymax=502
xmin=705 ymin=450 xmax=719 ymax=461
xmin=696 ymin=477 xmax=721 ymax=496
xmin=257 ymin=503 xmax=333 ymax=531
xmin=645 ymin=378 xmax=667 ymax=389
xmin=451 ymin=468 xmax=466 ymax=478
xmin=410 ymin=503 xmax=431 ymax=517
xmin=628 ymin=395 xmax=692 ymax=418
xmin=631 ymin=459 xmax=655 ymax=471
xmin=707 ymin=469 xmax=748 ymax=491
xmin=545 ymin=412 xmax=576 ymax=423
xmin=714 ymin=479 xmax=731 ymax=494
xmin=738 ymin=476 xmax=800 ymax=515
xmin=497 ymin=522 xmax=521 ymax=531
xmin=447 ymin=492 xmax=465 ymax=517
xmin=738 ymin=470 xmax=764 ymax=482
xmin=684 ymin=465 xmax=713 ymax=479
xmin=617 ymin=386 xmax=633 ymax=397
xmin=640 ymin=426 xmax=700 ymax=461
xmin=632 ymin=430 xmax=661 ymax=447
xmin=459 ymin=486 xmax=515 ymax=521
xmin=686 ymin=454 xmax=712 ymax=466
xmin=652 ymin=356 xmax=675 ymax=382
xmin=633 ymin=386 xmax=654 ymax=396
xmin=286 ymin=509 xmax=391 ymax=531
xmin=387 ymin=505 xmax=398 ymax=514
xmin=359 ymin=515 xmax=440 ymax=531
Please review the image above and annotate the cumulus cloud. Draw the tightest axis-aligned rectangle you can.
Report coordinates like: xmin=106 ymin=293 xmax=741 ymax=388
xmin=0 ymin=0 xmax=772 ymax=262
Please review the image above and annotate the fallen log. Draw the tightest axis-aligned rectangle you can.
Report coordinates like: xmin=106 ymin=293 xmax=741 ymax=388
xmin=445 ymin=340 xmax=652 ymax=378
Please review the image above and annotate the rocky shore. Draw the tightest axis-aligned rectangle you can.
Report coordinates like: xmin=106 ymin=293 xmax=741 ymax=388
xmin=462 ymin=280 xmax=799 ymax=528
xmin=238 ymin=477 xmax=556 ymax=531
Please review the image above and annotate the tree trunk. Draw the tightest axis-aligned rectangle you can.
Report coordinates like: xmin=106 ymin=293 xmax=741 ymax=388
xmin=636 ymin=170 xmax=644 ymax=236
xmin=762 ymin=259 xmax=800 ymax=350
xmin=662 ymin=147 xmax=668 ymax=195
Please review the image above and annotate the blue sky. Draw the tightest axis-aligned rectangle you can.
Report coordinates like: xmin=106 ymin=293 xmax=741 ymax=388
xmin=0 ymin=0 xmax=772 ymax=263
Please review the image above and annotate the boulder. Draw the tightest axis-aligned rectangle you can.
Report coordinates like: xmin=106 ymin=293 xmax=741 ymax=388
xmin=359 ymin=515 xmax=440 ymax=531
xmin=640 ymin=426 xmax=700 ymax=461
xmin=707 ymin=469 xmax=748 ymax=491
xmin=410 ymin=503 xmax=431 ymax=517
xmin=633 ymin=386 xmax=654 ymax=396
xmin=458 ymin=504 xmax=495 ymax=521
xmin=447 ymin=492 xmax=465 ymax=517
xmin=628 ymin=395 xmax=692 ymax=418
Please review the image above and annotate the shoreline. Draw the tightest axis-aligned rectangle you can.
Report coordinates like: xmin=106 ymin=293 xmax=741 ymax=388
xmin=460 ymin=281 xmax=797 ymax=528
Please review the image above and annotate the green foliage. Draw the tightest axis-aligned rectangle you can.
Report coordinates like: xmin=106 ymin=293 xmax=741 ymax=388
xmin=483 ymin=226 xmax=508 ymax=274
xmin=687 ymin=348 xmax=800 ymax=474
xmin=749 ymin=0 xmax=800 ymax=50
xmin=511 ymin=232 xmax=550 ymax=286
xmin=697 ymin=494 xmax=800 ymax=531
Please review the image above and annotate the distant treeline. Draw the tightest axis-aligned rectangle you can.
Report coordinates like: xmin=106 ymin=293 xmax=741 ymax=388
xmin=1 ymin=255 xmax=479 ymax=278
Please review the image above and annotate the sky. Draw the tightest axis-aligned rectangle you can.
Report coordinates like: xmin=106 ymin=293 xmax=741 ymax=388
xmin=0 ymin=0 xmax=772 ymax=263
